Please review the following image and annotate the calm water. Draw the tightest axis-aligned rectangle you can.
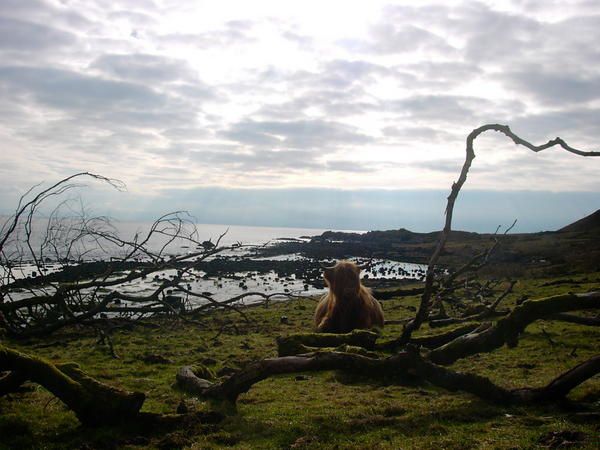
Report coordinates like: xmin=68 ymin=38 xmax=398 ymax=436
xmin=2 ymin=220 xmax=427 ymax=307
xmin=114 ymin=221 xmax=361 ymax=248
xmin=1 ymin=217 xmax=362 ymax=260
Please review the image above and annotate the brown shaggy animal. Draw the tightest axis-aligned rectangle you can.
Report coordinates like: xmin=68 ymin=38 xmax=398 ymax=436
xmin=314 ymin=260 xmax=384 ymax=333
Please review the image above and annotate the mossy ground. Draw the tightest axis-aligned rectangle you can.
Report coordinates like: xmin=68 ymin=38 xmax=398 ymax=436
xmin=1 ymin=274 xmax=599 ymax=449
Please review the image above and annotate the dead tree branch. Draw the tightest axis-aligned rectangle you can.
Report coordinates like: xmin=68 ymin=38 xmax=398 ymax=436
xmin=0 ymin=175 xmax=266 ymax=337
xmin=398 ymin=125 xmax=600 ymax=346
xmin=177 ymin=348 xmax=600 ymax=407
xmin=0 ymin=344 xmax=144 ymax=426
xmin=429 ymin=291 xmax=600 ymax=365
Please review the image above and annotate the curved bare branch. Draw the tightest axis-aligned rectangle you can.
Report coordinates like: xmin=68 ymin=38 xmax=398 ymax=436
xmin=398 ymin=125 xmax=600 ymax=345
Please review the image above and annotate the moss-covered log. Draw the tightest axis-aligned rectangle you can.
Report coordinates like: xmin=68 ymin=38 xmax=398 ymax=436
xmin=276 ymin=330 xmax=379 ymax=356
xmin=429 ymin=291 xmax=600 ymax=365
xmin=177 ymin=349 xmax=600 ymax=407
xmin=378 ymin=323 xmax=482 ymax=351
xmin=373 ymin=287 xmax=424 ymax=300
xmin=0 ymin=345 xmax=145 ymax=426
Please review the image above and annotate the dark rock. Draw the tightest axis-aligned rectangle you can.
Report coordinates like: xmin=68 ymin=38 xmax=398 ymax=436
xmin=176 ymin=399 xmax=188 ymax=414
xmin=142 ymin=353 xmax=174 ymax=364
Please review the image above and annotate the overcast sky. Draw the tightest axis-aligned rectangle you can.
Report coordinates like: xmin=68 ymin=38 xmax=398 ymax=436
xmin=1 ymin=0 xmax=599 ymax=232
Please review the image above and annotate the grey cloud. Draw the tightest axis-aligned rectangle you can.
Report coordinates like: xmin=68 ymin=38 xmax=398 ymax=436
xmin=451 ymin=5 xmax=600 ymax=75
xmin=411 ymin=158 xmax=464 ymax=173
xmin=250 ymin=60 xmax=486 ymax=125
xmin=189 ymin=148 xmax=322 ymax=171
xmin=254 ymin=97 xmax=313 ymax=120
xmin=477 ymin=153 xmax=600 ymax=188
xmin=174 ymin=83 xmax=218 ymax=100
xmin=186 ymin=147 xmax=382 ymax=174
xmin=0 ymin=0 xmax=92 ymax=30
xmin=107 ymin=10 xmax=158 ymax=26
xmin=222 ymin=119 xmax=373 ymax=149
xmin=255 ymin=88 xmax=378 ymax=120
xmin=383 ymin=94 xmax=526 ymax=126
xmin=0 ymin=17 xmax=77 ymax=51
xmin=369 ymin=23 xmax=455 ymax=54
xmin=0 ymin=66 xmax=167 ymax=111
xmin=386 ymin=95 xmax=482 ymax=122
xmin=94 ymin=109 xmax=191 ymax=128
xmin=247 ymin=59 xmax=398 ymax=119
xmin=281 ymin=30 xmax=314 ymax=48
xmin=324 ymin=160 xmax=379 ymax=173
xmin=223 ymin=128 xmax=280 ymax=147
xmin=320 ymin=59 xmax=392 ymax=88
xmin=1 ymin=0 xmax=598 ymax=201
xmin=510 ymin=108 xmax=600 ymax=145
xmin=158 ymin=20 xmax=256 ymax=49
xmin=319 ymin=98 xmax=380 ymax=117
xmin=382 ymin=126 xmax=460 ymax=142
xmin=162 ymin=127 xmax=211 ymax=141
xmin=501 ymin=69 xmax=600 ymax=105
xmin=354 ymin=4 xmax=460 ymax=55
xmin=255 ymin=59 xmax=403 ymax=91
xmin=91 ymin=53 xmax=195 ymax=83
xmin=369 ymin=2 xmax=600 ymax=102
xmin=516 ymin=0 xmax=599 ymax=13
xmin=451 ymin=4 xmax=541 ymax=63
xmin=401 ymin=61 xmax=483 ymax=89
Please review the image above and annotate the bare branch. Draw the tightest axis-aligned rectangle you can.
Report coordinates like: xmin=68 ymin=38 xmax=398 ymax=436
xmin=398 ymin=125 xmax=599 ymax=345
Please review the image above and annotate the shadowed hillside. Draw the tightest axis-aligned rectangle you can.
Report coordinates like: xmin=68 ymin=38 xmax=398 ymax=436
xmin=259 ymin=211 xmax=600 ymax=278
xmin=559 ymin=209 xmax=600 ymax=233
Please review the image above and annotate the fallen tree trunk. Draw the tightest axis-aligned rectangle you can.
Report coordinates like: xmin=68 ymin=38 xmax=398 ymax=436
xmin=428 ymin=309 xmax=509 ymax=328
xmin=277 ymin=325 xmax=482 ymax=356
xmin=0 ymin=344 xmax=145 ymax=426
xmin=177 ymin=349 xmax=600 ymax=407
xmin=378 ymin=323 xmax=481 ymax=351
xmin=276 ymin=330 xmax=379 ymax=356
xmin=373 ymin=287 xmax=424 ymax=300
xmin=429 ymin=291 xmax=600 ymax=365
xmin=547 ymin=313 xmax=600 ymax=326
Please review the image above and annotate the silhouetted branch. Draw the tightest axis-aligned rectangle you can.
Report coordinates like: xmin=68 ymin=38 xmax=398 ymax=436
xmin=398 ymin=125 xmax=600 ymax=346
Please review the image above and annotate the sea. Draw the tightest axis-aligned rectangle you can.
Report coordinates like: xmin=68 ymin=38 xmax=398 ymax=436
xmin=1 ymin=221 xmax=426 ymax=307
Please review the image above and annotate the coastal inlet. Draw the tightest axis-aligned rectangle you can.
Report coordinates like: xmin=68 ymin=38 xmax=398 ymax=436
xmin=2 ymin=237 xmax=428 ymax=310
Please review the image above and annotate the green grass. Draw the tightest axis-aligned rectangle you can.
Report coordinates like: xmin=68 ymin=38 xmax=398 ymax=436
xmin=1 ymin=274 xmax=599 ymax=449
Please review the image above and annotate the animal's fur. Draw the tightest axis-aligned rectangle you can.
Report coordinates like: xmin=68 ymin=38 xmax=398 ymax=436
xmin=314 ymin=260 xmax=384 ymax=333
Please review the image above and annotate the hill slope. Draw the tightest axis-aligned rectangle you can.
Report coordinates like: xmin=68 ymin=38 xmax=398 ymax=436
xmin=559 ymin=209 xmax=600 ymax=232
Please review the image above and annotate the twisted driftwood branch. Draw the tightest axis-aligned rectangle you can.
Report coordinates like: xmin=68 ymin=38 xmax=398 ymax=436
xmin=398 ymin=125 xmax=600 ymax=346
xmin=177 ymin=348 xmax=600 ymax=407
